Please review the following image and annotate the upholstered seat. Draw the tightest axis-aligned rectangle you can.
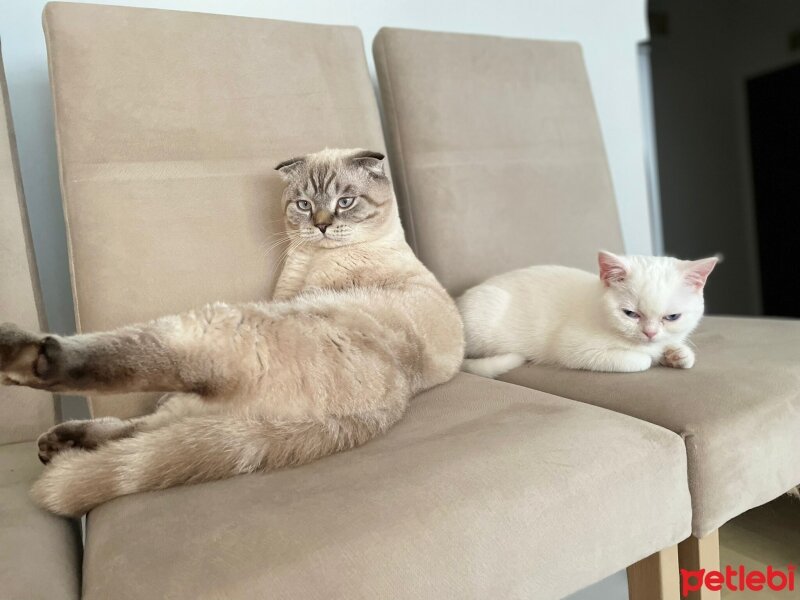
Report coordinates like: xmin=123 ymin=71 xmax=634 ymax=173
xmin=0 ymin=43 xmax=82 ymax=599
xmin=81 ymin=374 xmax=690 ymax=600
xmin=499 ymin=316 xmax=800 ymax=536
xmin=373 ymin=26 xmax=800 ymax=538
xmin=0 ymin=442 xmax=82 ymax=600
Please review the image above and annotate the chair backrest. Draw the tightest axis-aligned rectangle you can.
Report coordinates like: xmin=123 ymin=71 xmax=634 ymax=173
xmin=0 ymin=42 xmax=56 ymax=443
xmin=373 ymin=28 xmax=624 ymax=296
xmin=44 ymin=3 xmax=386 ymax=418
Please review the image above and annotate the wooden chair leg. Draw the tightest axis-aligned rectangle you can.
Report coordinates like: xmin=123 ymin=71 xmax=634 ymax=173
xmin=677 ymin=530 xmax=721 ymax=600
xmin=627 ymin=544 xmax=680 ymax=600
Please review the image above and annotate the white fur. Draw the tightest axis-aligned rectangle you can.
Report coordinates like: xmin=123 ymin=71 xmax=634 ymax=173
xmin=458 ymin=252 xmax=717 ymax=377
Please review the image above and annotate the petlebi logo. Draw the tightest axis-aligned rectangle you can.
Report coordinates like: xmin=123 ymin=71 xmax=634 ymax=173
xmin=681 ymin=565 xmax=796 ymax=596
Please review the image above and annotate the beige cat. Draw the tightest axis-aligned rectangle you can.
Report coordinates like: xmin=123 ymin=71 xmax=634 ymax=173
xmin=0 ymin=148 xmax=463 ymax=517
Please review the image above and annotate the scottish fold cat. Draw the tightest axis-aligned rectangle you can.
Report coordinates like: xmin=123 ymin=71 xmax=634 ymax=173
xmin=459 ymin=251 xmax=718 ymax=377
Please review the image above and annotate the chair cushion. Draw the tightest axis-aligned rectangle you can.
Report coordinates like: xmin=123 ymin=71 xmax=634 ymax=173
xmin=0 ymin=442 xmax=82 ymax=599
xmin=373 ymin=27 xmax=624 ymax=296
xmin=43 ymin=3 xmax=387 ymax=419
xmin=0 ymin=42 xmax=55 ymax=444
xmin=81 ymin=374 xmax=690 ymax=599
xmin=498 ymin=316 xmax=800 ymax=537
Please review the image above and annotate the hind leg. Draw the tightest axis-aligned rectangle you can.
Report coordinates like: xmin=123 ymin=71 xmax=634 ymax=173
xmin=36 ymin=393 xmax=212 ymax=464
xmin=0 ymin=303 xmax=264 ymax=395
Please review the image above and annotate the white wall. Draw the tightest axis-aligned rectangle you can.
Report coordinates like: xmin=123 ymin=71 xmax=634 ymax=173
xmin=648 ymin=0 xmax=800 ymax=315
xmin=2 ymin=0 xmax=651 ymax=334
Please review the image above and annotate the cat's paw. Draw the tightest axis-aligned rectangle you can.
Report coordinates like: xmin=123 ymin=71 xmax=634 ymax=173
xmin=0 ymin=323 xmax=63 ymax=388
xmin=661 ymin=345 xmax=695 ymax=369
xmin=37 ymin=418 xmax=132 ymax=464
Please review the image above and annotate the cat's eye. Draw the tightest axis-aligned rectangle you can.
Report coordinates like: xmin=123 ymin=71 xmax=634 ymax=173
xmin=664 ymin=313 xmax=682 ymax=322
xmin=296 ymin=199 xmax=312 ymax=211
xmin=622 ymin=309 xmax=640 ymax=319
xmin=336 ymin=197 xmax=356 ymax=210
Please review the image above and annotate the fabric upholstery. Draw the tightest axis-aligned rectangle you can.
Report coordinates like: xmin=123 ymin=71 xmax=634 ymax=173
xmin=0 ymin=442 xmax=82 ymax=599
xmin=82 ymin=373 xmax=691 ymax=600
xmin=0 ymin=42 xmax=56 ymax=444
xmin=374 ymin=27 xmax=800 ymax=538
xmin=43 ymin=2 xmax=387 ymax=419
xmin=0 ymin=440 xmax=44 ymax=487
xmin=499 ymin=316 xmax=800 ymax=537
xmin=373 ymin=27 xmax=624 ymax=296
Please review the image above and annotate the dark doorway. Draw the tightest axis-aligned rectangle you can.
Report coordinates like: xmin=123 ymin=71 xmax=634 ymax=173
xmin=746 ymin=62 xmax=800 ymax=318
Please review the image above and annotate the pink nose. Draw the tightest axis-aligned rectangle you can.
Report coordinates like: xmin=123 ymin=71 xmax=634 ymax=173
xmin=643 ymin=330 xmax=657 ymax=340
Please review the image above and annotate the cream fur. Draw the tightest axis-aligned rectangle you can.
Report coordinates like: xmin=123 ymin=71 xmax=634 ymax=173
xmin=0 ymin=148 xmax=463 ymax=516
xmin=459 ymin=252 xmax=717 ymax=377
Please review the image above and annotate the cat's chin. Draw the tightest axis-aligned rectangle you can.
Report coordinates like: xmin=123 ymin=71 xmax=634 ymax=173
xmin=316 ymin=237 xmax=352 ymax=249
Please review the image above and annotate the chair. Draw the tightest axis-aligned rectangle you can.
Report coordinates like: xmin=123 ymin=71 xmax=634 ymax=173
xmin=374 ymin=25 xmax=800 ymax=590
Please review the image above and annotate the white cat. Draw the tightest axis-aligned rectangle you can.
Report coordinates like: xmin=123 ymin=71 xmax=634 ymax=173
xmin=458 ymin=251 xmax=718 ymax=377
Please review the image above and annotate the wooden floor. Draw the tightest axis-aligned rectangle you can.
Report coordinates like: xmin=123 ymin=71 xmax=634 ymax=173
xmin=719 ymin=495 xmax=800 ymax=598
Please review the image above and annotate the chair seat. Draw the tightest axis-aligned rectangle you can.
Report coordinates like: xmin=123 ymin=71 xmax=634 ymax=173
xmin=81 ymin=374 xmax=690 ymax=600
xmin=499 ymin=316 xmax=800 ymax=537
xmin=0 ymin=442 xmax=82 ymax=599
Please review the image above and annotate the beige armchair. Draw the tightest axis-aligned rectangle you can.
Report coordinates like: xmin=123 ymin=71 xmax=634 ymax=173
xmin=373 ymin=25 xmax=800 ymax=596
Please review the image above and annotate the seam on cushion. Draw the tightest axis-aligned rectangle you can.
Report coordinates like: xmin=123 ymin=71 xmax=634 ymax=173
xmin=42 ymin=6 xmax=94 ymax=418
xmin=376 ymin=31 xmax=419 ymax=254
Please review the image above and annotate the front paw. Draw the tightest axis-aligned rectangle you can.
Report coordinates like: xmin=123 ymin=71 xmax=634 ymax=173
xmin=661 ymin=345 xmax=695 ymax=369
xmin=0 ymin=323 xmax=63 ymax=387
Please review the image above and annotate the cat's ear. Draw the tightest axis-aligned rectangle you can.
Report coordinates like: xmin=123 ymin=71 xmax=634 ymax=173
xmin=683 ymin=256 xmax=719 ymax=291
xmin=598 ymin=251 xmax=629 ymax=287
xmin=350 ymin=150 xmax=386 ymax=177
xmin=275 ymin=156 xmax=306 ymax=181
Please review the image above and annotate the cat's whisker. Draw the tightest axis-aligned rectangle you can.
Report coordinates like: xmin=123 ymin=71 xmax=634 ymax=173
xmin=266 ymin=236 xmax=305 ymax=282
xmin=260 ymin=231 xmax=304 ymax=259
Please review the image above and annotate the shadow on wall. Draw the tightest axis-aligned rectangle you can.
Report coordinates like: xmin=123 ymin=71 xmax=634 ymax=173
xmin=647 ymin=0 xmax=800 ymax=317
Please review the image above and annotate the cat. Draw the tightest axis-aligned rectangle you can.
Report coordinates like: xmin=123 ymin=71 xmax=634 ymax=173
xmin=458 ymin=251 xmax=718 ymax=377
xmin=0 ymin=148 xmax=464 ymax=517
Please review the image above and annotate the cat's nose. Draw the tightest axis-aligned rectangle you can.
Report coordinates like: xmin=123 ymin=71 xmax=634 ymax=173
xmin=317 ymin=224 xmax=328 ymax=234
xmin=643 ymin=329 xmax=657 ymax=340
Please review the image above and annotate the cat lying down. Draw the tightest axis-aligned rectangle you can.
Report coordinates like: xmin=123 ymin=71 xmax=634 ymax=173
xmin=459 ymin=251 xmax=718 ymax=377
xmin=0 ymin=149 xmax=463 ymax=516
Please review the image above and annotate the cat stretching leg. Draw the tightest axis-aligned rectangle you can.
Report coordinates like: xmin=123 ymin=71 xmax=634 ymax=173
xmin=0 ymin=304 xmax=263 ymax=396
xmin=461 ymin=353 xmax=526 ymax=378
xmin=1 ymin=149 xmax=465 ymax=517
xmin=36 ymin=393 xmax=207 ymax=464
xmin=31 ymin=404 xmax=405 ymax=517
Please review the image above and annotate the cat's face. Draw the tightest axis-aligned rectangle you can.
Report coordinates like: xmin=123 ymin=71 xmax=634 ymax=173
xmin=275 ymin=148 xmax=395 ymax=248
xmin=598 ymin=251 xmax=718 ymax=346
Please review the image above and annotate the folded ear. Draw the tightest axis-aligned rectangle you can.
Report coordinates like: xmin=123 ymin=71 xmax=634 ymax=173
xmin=684 ymin=256 xmax=719 ymax=290
xmin=598 ymin=251 xmax=629 ymax=286
xmin=350 ymin=150 xmax=386 ymax=177
xmin=275 ymin=156 xmax=306 ymax=181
